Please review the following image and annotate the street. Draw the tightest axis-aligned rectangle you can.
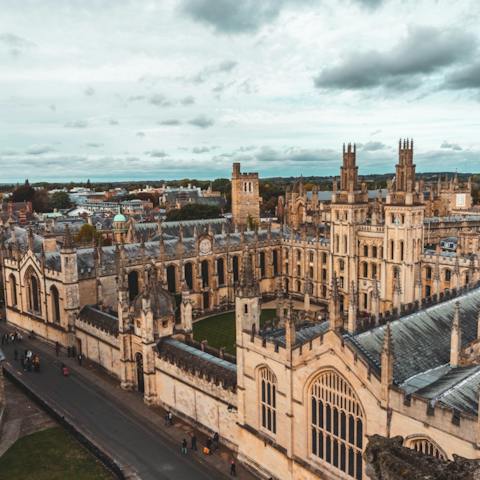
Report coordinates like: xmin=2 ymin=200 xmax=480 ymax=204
xmin=0 ymin=330 xmax=228 ymax=480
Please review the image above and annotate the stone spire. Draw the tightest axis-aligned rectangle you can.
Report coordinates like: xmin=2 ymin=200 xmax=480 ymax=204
xmin=62 ymin=224 xmax=73 ymax=250
xmin=450 ymin=301 xmax=462 ymax=367
xmin=329 ymin=273 xmax=342 ymax=331
xmin=347 ymin=281 xmax=357 ymax=334
xmin=238 ymin=247 xmax=259 ymax=297
xmin=381 ymin=322 xmax=394 ymax=407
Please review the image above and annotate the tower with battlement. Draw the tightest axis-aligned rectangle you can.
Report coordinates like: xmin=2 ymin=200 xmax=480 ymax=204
xmin=231 ymin=162 xmax=260 ymax=227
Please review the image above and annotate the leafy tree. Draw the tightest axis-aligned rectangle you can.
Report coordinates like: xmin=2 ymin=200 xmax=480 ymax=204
xmin=166 ymin=203 xmax=221 ymax=221
xmin=11 ymin=180 xmax=35 ymax=203
xmin=75 ymin=224 xmax=101 ymax=244
xmin=50 ymin=191 xmax=72 ymax=210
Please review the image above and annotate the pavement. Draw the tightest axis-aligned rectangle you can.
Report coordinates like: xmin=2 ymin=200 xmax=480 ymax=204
xmin=0 ymin=323 xmax=257 ymax=480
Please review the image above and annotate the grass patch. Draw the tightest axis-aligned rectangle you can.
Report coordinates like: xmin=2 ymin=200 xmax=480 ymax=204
xmin=0 ymin=427 xmax=114 ymax=480
xmin=193 ymin=309 xmax=276 ymax=356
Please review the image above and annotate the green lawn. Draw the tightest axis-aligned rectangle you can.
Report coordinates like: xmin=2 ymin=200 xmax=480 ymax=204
xmin=0 ymin=427 xmax=114 ymax=480
xmin=193 ymin=309 xmax=276 ymax=356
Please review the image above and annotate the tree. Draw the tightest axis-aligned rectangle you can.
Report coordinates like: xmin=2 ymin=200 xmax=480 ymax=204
xmin=11 ymin=180 xmax=35 ymax=203
xmin=75 ymin=224 xmax=101 ymax=245
xmin=50 ymin=191 xmax=72 ymax=210
xmin=166 ymin=203 xmax=221 ymax=221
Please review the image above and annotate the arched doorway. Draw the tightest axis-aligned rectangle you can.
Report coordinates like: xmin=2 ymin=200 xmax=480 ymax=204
xmin=135 ymin=352 xmax=144 ymax=393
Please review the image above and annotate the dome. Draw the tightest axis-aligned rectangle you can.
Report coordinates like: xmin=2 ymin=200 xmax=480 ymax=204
xmin=113 ymin=213 xmax=126 ymax=223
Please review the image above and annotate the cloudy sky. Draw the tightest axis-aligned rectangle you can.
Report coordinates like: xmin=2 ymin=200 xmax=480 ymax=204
xmin=1 ymin=0 xmax=480 ymax=182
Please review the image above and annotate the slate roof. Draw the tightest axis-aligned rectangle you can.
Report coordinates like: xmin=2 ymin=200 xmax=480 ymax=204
xmin=78 ymin=305 xmax=119 ymax=336
xmin=263 ymin=320 xmax=330 ymax=347
xmin=347 ymin=287 xmax=480 ymax=415
xmin=157 ymin=337 xmax=236 ymax=389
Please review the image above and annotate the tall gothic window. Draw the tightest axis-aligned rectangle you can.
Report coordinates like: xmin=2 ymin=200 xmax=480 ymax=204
xmin=259 ymin=251 xmax=266 ymax=278
xmin=50 ymin=286 xmax=60 ymax=323
xmin=128 ymin=270 xmax=139 ymax=301
xmin=184 ymin=262 xmax=193 ymax=289
xmin=217 ymin=258 xmax=225 ymax=286
xmin=259 ymin=367 xmax=277 ymax=435
xmin=26 ymin=270 xmax=41 ymax=314
xmin=166 ymin=264 xmax=177 ymax=293
xmin=406 ymin=437 xmax=446 ymax=460
xmin=9 ymin=274 xmax=17 ymax=307
xmin=311 ymin=370 xmax=364 ymax=479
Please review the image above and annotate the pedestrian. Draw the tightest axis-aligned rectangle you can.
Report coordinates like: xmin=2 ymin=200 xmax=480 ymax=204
xmin=230 ymin=458 xmax=236 ymax=476
xmin=55 ymin=341 xmax=60 ymax=357
xmin=77 ymin=353 xmax=83 ymax=366
xmin=212 ymin=432 xmax=219 ymax=451
xmin=33 ymin=354 xmax=40 ymax=372
xmin=14 ymin=349 xmax=18 ymax=361
xmin=206 ymin=437 xmax=212 ymax=453
xmin=181 ymin=439 xmax=188 ymax=455
xmin=168 ymin=411 xmax=173 ymax=426
xmin=164 ymin=412 xmax=169 ymax=426
xmin=190 ymin=433 xmax=197 ymax=451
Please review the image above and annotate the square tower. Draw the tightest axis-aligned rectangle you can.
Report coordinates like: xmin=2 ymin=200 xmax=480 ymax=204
xmin=231 ymin=162 xmax=260 ymax=227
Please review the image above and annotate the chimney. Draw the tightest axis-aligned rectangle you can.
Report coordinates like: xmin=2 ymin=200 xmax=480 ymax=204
xmin=450 ymin=302 xmax=461 ymax=367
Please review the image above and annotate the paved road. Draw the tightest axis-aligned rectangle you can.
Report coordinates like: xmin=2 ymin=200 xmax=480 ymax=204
xmin=0 ymin=335 xmax=225 ymax=480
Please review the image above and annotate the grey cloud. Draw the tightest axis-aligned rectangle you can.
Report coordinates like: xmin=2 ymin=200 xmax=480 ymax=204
xmin=146 ymin=149 xmax=168 ymax=158
xmin=314 ymin=26 xmax=476 ymax=91
xmin=181 ymin=0 xmax=380 ymax=34
xmin=26 ymin=145 xmax=55 ymax=155
xmin=109 ymin=119 xmax=119 ymax=125
xmin=158 ymin=119 xmax=182 ymax=126
xmin=64 ymin=120 xmax=88 ymax=128
xmin=86 ymin=142 xmax=103 ymax=148
xmin=443 ymin=62 xmax=480 ymax=90
xmin=0 ymin=33 xmax=35 ymax=56
xmin=361 ymin=141 xmax=389 ymax=151
xmin=192 ymin=146 xmax=211 ymax=153
xmin=188 ymin=115 xmax=214 ymax=128
xmin=180 ymin=95 xmax=195 ymax=105
xmin=49 ymin=104 xmax=56 ymax=112
xmin=136 ymin=131 xmax=146 ymax=137
xmin=84 ymin=86 xmax=95 ymax=96
xmin=149 ymin=94 xmax=173 ymax=107
xmin=192 ymin=60 xmax=238 ymax=83
xmin=440 ymin=141 xmax=462 ymax=151
xmin=128 ymin=95 xmax=146 ymax=102
xmin=235 ymin=146 xmax=338 ymax=164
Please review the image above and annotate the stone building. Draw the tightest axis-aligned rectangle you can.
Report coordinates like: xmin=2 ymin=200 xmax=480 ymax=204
xmin=2 ymin=139 xmax=480 ymax=480
xmin=231 ymin=162 xmax=260 ymax=227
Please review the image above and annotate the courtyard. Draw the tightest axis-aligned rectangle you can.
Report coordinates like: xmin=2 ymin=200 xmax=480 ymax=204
xmin=193 ymin=308 xmax=276 ymax=356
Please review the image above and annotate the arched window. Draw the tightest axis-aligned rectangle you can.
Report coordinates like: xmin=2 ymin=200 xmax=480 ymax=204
xmin=372 ymin=246 xmax=377 ymax=258
xmin=166 ymin=264 xmax=177 ymax=293
xmin=216 ymin=258 xmax=225 ymax=286
xmin=425 ymin=267 xmax=432 ymax=280
xmin=362 ymin=262 xmax=368 ymax=278
xmin=201 ymin=260 xmax=209 ymax=288
xmin=26 ymin=270 xmax=41 ymax=314
xmin=184 ymin=262 xmax=193 ymax=290
xmin=9 ymin=274 xmax=17 ymax=307
xmin=363 ymin=245 xmax=368 ymax=257
xmin=405 ymin=437 xmax=447 ymax=460
xmin=400 ymin=241 xmax=405 ymax=261
xmin=128 ymin=270 xmax=139 ymax=301
xmin=390 ymin=240 xmax=395 ymax=260
xmin=445 ymin=269 xmax=451 ymax=282
xmin=259 ymin=251 xmax=266 ymax=278
xmin=272 ymin=250 xmax=279 ymax=276
xmin=371 ymin=263 xmax=377 ymax=279
xmin=259 ymin=367 xmax=277 ymax=434
xmin=50 ymin=286 xmax=60 ymax=323
xmin=310 ymin=370 xmax=364 ymax=479
xmin=232 ymin=256 xmax=239 ymax=283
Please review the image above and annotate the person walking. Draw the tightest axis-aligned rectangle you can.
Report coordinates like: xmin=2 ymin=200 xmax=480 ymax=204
xmin=55 ymin=341 xmax=60 ymax=357
xmin=181 ymin=439 xmax=188 ymax=455
xmin=212 ymin=432 xmax=219 ymax=452
xmin=230 ymin=458 xmax=236 ymax=476
xmin=77 ymin=353 xmax=83 ymax=366
xmin=168 ymin=411 xmax=173 ymax=426
xmin=190 ymin=433 xmax=197 ymax=451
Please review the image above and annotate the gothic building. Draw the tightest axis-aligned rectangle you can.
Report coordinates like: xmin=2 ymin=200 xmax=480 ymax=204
xmin=2 ymin=139 xmax=480 ymax=480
